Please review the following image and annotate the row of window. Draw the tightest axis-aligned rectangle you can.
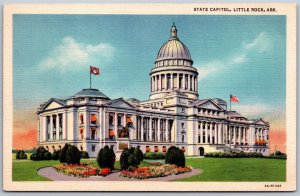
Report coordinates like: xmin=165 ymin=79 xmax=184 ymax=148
xmin=145 ymin=146 xmax=185 ymax=153
xmin=198 ymin=108 xmax=221 ymax=116
xmin=155 ymin=59 xmax=192 ymax=67
xmin=151 ymin=74 xmax=197 ymax=91
xmin=79 ymin=113 xmax=97 ymax=125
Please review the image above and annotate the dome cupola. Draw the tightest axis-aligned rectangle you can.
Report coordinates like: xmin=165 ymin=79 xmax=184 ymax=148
xmin=149 ymin=23 xmax=199 ymax=100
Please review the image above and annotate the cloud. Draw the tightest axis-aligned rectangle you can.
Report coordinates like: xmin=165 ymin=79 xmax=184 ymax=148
xmin=196 ymin=32 xmax=270 ymax=80
xmin=245 ymin=32 xmax=269 ymax=52
xmin=38 ymin=36 xmax=115 ymax=72
xmin=233 ymin=103 xmax=273 ymax=117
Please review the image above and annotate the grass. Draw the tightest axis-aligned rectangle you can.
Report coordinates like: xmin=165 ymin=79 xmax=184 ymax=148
xmin=13 ymin=157 xmax=286 ymax=182
xmin=12 ymin=158 xmax=151 ymax=181
xmin=178 ymin=158 xmax=286 ymax=182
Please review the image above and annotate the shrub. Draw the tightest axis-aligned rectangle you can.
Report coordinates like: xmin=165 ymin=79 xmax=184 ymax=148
xmin=66 ymin=145 xmax=81 ymax=164
xmin=44 ymin=151 xmax=52 ymax=160
xmin=165 ymin=146 xmax=185 ymax=167
xmin=204 ymin=151 xmax=264 ymax=158
xmin=52 ymin=150 xmax=61 ymax=160
xmin=134 ymin=146 xmax=144 ymax=164
xmin=81 ymin=151 xmax=90 ymax=159
xmin=120 ymin=147 xmax=142 ymax=170
xmin=120 ymin=148 xmax=131 ymax=170
xmin=30 ymin=146 xmax=50 ymax=161
xmin=16 ymin=150 xmax=27 ymax=159
xmin=144 ymin=152 xmax=165 ymax=159
xmin=59 ymin=143 xmax=71 ymax=163
xmin=97 ymin=145 xmax=115 ymax=170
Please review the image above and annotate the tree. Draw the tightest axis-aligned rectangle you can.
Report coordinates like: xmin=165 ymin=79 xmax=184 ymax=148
xmin=120 ymin=148 xmax=130 ymax=170
xmin=16 ymin=150 xmax=27 ymax=159
xmin=165 ymin=146 xmax=185 ymax=167
xmin=133 ymin=146 xmax=143 ymax=164
xmin=97 ymin=145 xmax=115 ymax=170
xmin=66 ymin=145 xmax=81 ymax=164
xmin=59 ymin=143 xmax=71 ymax=163
xmin=52 ymin=150 xmax=61 ymax=160
xmin=120 ymin=147 xmax=142 ymax=170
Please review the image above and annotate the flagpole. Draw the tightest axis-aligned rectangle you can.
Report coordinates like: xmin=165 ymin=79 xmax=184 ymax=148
xmin=229 ymin=94 xmax=231 ymax=111
xmin=90 ymin=70 xmax=92 ymax=89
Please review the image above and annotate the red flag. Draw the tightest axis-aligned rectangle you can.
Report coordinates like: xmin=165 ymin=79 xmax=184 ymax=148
xmin=90 ymin=65 xmax=100 ymax=75
xmin=230 ymin=94 xmax=239 ymax=103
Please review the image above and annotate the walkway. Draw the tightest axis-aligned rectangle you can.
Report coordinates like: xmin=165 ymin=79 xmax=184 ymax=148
xmin=37 ymin=167 xmax=202 ymax=181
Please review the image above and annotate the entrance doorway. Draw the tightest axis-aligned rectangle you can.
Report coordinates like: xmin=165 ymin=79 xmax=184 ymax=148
xmin=199 ymin=147 xmax=204 ymax=156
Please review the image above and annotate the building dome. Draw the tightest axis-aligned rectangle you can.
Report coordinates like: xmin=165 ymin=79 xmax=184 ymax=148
xmin=155 ymin=23 xmax=193 ymax=66
xmin=149 ymin=23 xmax=199 ymax=101
xmin=70 ymin=88 xmax=110 ymax=99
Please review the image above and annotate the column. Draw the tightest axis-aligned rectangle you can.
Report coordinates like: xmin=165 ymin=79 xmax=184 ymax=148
xmin=209 ymin=123 xmax=213 ymax=144
xmin=213 ymin=123 xmax=217 ymax=144
xmin=195 ymin=77 xmax=198 ymax=91
xmin=166 ymin=119 xmax=169 ymax=142
xmin=50 ymin=115 xmax=53 ymax=140
xmin=114 ymin=113 xmax=118 ymax=139
xmin=123 ymin=113 xmax=126 ymax=127
xmin=62 ymin=111 xmax=67 ymax=140
xmin=233 ymin=126 xmax=237 ymax=145
xmin=56 ymin=114 xmax=59 ymax=140
xmin=171 ymin=74 xmax=174 ymax=89
xmin=158 ymin=75 xmax=161 ymax=91
xmin=149 ymin=117 xmax=152 ymax=141
xmin=243 ymin=128 xmax=246 ymax=145
xmin=191 ymin=76 xmax=194 ymax=91
xmin=205 ymin=122 xmax=208 ymax=144
xmin=43 ymin=116 xmax=47 ymax=141
xmin=177 ymin=74 xmax=180 ymax=89
xmin=164 ymin=74 xmax=167 ymax=90
xmin=199 ymin=121 xmax=203 ymax=143
xmin=183 ymin=74 xmax=186 ymax=89
xmin=218 ymin=123 xmax=222 ymax=144
xmin=188 ymin=75 xmax=191 ymax=90
xmin=158 ymin=118 xmax=161 ymax=141
xmin=156 ymin=75 xmax=159 ymax=91
xmin=141 ymin=116 xmax=144 ymax=141
xmin=239 ymin=126 xmax=242 ymax=145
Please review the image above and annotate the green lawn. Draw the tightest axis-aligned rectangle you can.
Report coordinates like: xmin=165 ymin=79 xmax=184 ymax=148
xmin=178 ymin=158 xmax=286 ymax=182
xmin=13 ymin=157 xmax=285 ymax=181
xmin=12 ymin=159 xmax=151 ymax=181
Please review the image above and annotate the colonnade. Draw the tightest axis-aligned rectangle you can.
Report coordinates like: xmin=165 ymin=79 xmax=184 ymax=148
xmin=151 ymin=73 xmax=197 ymax=92
xmin=44 ymin=113 xmax=65 ymax=141
xmin=198 ymin=121 xmax=223 ymax=144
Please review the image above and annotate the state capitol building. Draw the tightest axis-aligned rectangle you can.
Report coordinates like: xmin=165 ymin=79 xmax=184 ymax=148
xmin=37 ymin=23 xmax=270 ymax=157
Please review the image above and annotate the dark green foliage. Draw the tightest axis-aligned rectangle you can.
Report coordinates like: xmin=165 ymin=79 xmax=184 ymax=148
xmin=44 ymin=152 xmax=52 ymax=160
xmin=144 ymin=152 xmax=165 ymax=160
xmin=81 ymin=151 xmax=90 ymax=159
xmin=97 ymin=145 xmax=115 ymax=170
xmin=204 ymin=151 xmax=264 ymax=158
xmin=30 ymin=146 xmax=51 ymax=161
xmin=165 ymin=146 xmax=185 ymax=167
xmin=120 ymin=148 xmax=130 ymax=170
xmin=59 ymin=143 xmax=71 ymax=163
xmin=128 ymin=154 xmax=139 ymax=168
xmin=16 ymin=150 xmax=27 ymax=159
xmin=66 ymin=145 xmax=81 ymax=164
xmin=133 ymin=146 xmax=144 ymax=164
xmin=52 ymin=150 xmax=61 ymax=160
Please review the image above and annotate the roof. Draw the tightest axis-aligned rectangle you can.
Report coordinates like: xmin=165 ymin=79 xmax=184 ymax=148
xmin=226 ymin=111 xmax=245 ymax=118
xmin=70 ymin=88 xmax=110 ymax=99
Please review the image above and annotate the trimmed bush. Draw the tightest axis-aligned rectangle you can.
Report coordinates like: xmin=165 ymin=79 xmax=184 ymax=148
xmin=144 ymin=152 xmax=165 ymax=160
xmin=134 ymin=146 xmax=144 ymax=164
xmin=16 ymin=150 xmax=27 ymax=160
xmin=81 ymin=151 xmax=90 ymax=159
xmin=165 ymin=146 xmax=185 ymax=167
xmin=120 ymin=148 xmax=131 ymax=170
xmin=30 ymin=146 xmax=51 ymax=161
xmin=204 ymin=151 xmax=264 ymax=158
xmin=52 ymin=150 xmax=61 ymax=160
xmin=97 ymin=145 xmax=115 ymax=170
xmin=59 ymin=143 xmax=71 ymax=163
xmin=66 ymin=145 xmax=81 ymax=164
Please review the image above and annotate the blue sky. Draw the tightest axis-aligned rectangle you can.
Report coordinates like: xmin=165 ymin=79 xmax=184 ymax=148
xmin=13 ymin=15 xmax=286 ymax=122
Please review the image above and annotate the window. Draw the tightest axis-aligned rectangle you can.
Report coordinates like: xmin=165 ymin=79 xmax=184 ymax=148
xmin=80 ymin=114 xmax=84 ymax=124
xmin=91 ymin=114 xmax=97 ymax=124
xmin=80 ymin=128 xmax=84 ymax=140
xmin=182 ymin=135 xmax=184 ymax=143
xmin=162 ymin=146 xmax=167 ymax=153
xmin=146 ymin=146 xmax=150 ymax=152
xmin=92 ymin=145 xmax=96 ymax=152
xmin=91 ymin=128 xmax=96 ymax=140
xmin=59 ymin=114 xmax=63 ymax=140
xmin=46 ymin=116 xmax=50 ymax=140
xmin=181 ymin=123 xmax=184 ymax=129
xmin=53 ymin=115 xmax=56 ymax=140
xmin=154 ymin=146 xmax=159 ymax=152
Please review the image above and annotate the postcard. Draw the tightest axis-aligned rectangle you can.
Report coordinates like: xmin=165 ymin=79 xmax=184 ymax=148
xmin=3 ymin=3 xmax=296 ymax=191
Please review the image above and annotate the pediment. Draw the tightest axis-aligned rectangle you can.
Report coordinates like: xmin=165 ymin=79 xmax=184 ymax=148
xmin=197 ymin=100 xmax=222 ymax=111
xmin=254 ymin=119 xmax=269 ymax=126
xmin=106 ymin=99 xmax=136 ymax=109
xmin=42 ymin=99 xmax=65 ymax=110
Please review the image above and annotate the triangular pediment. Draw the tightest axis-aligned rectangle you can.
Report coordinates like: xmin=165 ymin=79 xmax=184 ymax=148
xmin=106 ymin=98 xmax=136 ymax=109
xmin=42 ymin=99 xmax=65 ymax=110
xmin=197 ymin=100 xmax=222 ymax=111
xmin=254 ymin=119 xmax=269 ymax=126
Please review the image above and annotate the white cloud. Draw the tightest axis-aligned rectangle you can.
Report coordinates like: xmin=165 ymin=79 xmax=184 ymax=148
xmin=38 ymin=36 xmax=115 ymax=72
xmin=232 ymin=54 xmax=247 ymax=65
xmin=245 ymin=32 xmax=269 ymax=52
xmin=233 ymin=103 xmax=273 ymax=118
xmin=196 ymin=61 xmax=222 ymax=80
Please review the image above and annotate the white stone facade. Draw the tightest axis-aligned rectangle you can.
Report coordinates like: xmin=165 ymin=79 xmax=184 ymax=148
xmin=37 ymin=24 xmax=270 ymax=157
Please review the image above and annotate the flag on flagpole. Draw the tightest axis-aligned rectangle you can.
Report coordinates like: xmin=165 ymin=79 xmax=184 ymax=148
xmin=90 ymin=65 xmax=100 ymax=75
xmin=230 ymin=94 xmax=240 ymax=103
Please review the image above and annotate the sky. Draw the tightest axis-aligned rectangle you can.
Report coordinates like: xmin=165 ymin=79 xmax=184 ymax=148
xmin=13 ymin=15 xmax=286 ymax=152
